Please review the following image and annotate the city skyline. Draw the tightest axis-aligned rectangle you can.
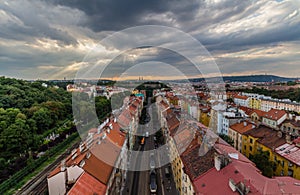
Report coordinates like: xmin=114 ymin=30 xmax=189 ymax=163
xmin=0 ymin=0 xmax=300 ymax=80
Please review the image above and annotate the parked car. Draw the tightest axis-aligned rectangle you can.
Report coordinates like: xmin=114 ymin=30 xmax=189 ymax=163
xmin=150 ymin=153 xmax=155 ymax=169
xmin=149 ymin=170 xmax=157 ymax=193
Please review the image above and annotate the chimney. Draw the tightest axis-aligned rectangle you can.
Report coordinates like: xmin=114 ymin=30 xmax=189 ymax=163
xmin=214 ymin=154 xmax=222 ymax=171
xmin=60 ymin=160 xmax=66 ymax=171
xmin=277 ymin=131 xmax=283 ymax=138
xmin=286 ymin=134 xmax=292 ymax=144
xmin=229 ymin=179 xmax=237 ymax=192
xmin=79 ymin=144 xmax=85 ymax=153
xmin=214 ymin=153 xmax=230 ymax=171
xmin=243 ymin=121 xmax=247 ymax=127
xmin=236 ymin=182 xmax=250 ymax=195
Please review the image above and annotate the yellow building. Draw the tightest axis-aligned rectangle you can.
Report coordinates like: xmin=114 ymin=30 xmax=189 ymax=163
xmin=229 ymin=121 xmax=255 ymax=152
xmin=242 ymin=125 xmax=300 ymax=180
xmin=242 ymin=125 xmax=285 ymax=160
xmin=273 ymin=141 xmax=300 ymax=180
xmin=131 ymin=89 xmax=139 ymax=94
xmin=248 ymin=97 xmax=261 ymax=110
xmin=199 ymin=112 xmax=210 ymax=127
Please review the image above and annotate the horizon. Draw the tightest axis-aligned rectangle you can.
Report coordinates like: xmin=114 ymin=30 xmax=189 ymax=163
xmin=1 ymin=73 xmax=298 ymax=82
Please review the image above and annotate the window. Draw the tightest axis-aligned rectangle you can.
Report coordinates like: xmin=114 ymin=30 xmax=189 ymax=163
xmin=250 ymin=146 xmax=253 ymax=151
xmin=281 ymin=161 xmax=285 ymax=167
xmin=244 ymin=145 xmax=246 ymax=150
xmin=288 ymin=161 xmax=293 ymax=167
xmin=250 ymin=138 xmax=253 ymax=144
xmin=288 ymin=169 xmax=293 ymax=177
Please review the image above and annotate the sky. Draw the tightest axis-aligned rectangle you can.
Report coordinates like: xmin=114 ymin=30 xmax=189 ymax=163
xmin=0 ymin=0 xmax=300 ymax=80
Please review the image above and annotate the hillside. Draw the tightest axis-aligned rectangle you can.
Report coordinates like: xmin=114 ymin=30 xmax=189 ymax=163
xmin=189 ymin=75 xmax=296 ymax=83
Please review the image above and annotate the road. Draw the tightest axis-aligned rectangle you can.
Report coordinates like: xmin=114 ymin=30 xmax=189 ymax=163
xmin=122 ymin=97 xmax=177 ymax=195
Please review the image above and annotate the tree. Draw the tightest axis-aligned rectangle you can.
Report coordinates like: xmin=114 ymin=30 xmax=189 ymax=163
xmin=1 ymin=119 xmax=32 ymax=158
xmin=250 ymin=150 xmax=276 ymax=178
xmin=32 ymin=108 xmax=53 ymax=134
xmin=219 ymin=134 xmax=234 ymax=147
xmin=95 ymin=96 xmax=111 ymax=119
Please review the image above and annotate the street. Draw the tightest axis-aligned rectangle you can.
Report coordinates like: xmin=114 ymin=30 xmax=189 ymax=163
xmin=122 ymin=97 xmax=177 ymax=195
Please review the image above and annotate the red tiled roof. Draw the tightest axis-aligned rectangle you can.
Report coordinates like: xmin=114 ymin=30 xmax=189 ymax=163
xmin=263 ymin=108 xmax=286 ymax=120
xmin=214 ymin=142 xmax=252 ymax=164
xmin=250 ymin=109 xmax=267 ymax=117
xmin=105 ymin=122 xmax=125 ymax=147
xmin=167 ymin=115 xmax=180 ymax=136
xmin=244 ymin=125 xmax=286 ymax=149
xmin=128 ymin=104 xmax=137 ymax=115
xmin=82 ymin=153 xmax=114 ymax=185
xmin=181 ymin=146 xmax=215 ymax=181
xmin=48 ymin=165 xmax=61 ymax=178
xmin=159 ymin=100 xmax=169 ymax=110
xmin=282 ymin=119 xmax=300 ymax=128
xmin=234 ymin=95 xmax=248 ymax=100
xmin=194 ymin=159 xmax=300 ymax=195
xmin=239 ymin=106 xmax=253 ymax=115
xmin=293 ymin=137 xmax=300 ymax=144
xmin=162 ymin=108 xmax=173 ymax=118
xmin=229 ymin=121 xmax=255 ymax=134
xmin=275 ymin=143 xmax=300 ymax=166
xmin=49 ymin=120 xmax=125 ymax=185
xmin=67 ymin=172 xmax=106 ymax=195
xmin=180 ymin=127 xmax=215 ymax=180
xmin=117 ymin=109 xmax=132 ymax=128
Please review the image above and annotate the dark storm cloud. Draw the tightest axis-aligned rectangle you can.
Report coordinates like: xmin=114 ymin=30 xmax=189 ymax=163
xmin=0 ymin=0 xmax=82 ymax=45
xmin=1 ymin=0 xmax=300 ymax=79
xmin=46 ymin=0 xmax=200 ymax=31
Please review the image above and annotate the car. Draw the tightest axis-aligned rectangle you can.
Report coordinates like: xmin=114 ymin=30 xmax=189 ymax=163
xmin=149 ymin=170 xmax=157 ymax=193
xmin=145 ymin=131 xmax=149 ymax=137
xmin=149 ymin=153 xmax=155 ymax=169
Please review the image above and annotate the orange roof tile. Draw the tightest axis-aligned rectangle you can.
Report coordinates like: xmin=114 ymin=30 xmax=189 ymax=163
xmin=160 ymin=100 xmax=169 ymax=110
xmin=117 ymin=109 xmax=132 ymax=128
xmin=82 ymin=153 xmax=114 ymax=184
xmin=230 ymin=121 xmax=255 ymax=134
xmin=263 ymin=108 xmax=286 ymax=120
xmin=239 ymin=106 xmax=253 ymax=115
xmin=167 ymin=115 xmax=180 ymax=136
xmin=234 ymin=95 xmax=248 ymax=100
xmin=67 ymin=172 xmax=106 ymax=195
xmin=250 ymin=109 xmax=267 ymax=117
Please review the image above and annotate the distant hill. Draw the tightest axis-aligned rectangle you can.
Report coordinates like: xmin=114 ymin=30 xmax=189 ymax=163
xmin=222 ymin=75 xmax=296 ymax=82
xmin=189 ymin=75 xmax=297 ymax=83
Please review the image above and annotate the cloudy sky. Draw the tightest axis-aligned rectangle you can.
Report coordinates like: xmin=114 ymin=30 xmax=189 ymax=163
xmin=0 ymin=0 xmax=300 ymax=80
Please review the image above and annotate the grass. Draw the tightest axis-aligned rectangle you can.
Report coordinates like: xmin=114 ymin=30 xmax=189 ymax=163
xmin=3 ymin=133 xmax=81 ymax=195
